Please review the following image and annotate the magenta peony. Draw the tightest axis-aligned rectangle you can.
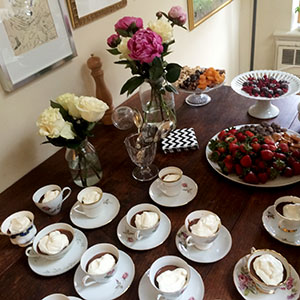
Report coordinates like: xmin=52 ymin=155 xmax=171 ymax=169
xmin=107 ymin=34 xmax=121 ymax=48
xmin=114 ymin=16 xmax=143 ymax=32
xmin=168 ymin=6 xmax=187 ymax=26
xmin=127 ymin=29 xmax=163 ymax=64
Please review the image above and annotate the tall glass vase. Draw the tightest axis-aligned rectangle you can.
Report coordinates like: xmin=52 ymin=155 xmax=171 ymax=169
xmin=65 ymin=139 xmax=102 ymax=187
xmin=139 ymin=78 xmax=176 ymax=127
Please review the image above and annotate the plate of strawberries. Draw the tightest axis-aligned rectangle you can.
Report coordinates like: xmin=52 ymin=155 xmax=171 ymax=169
xmin=206 ymin=123 xmax=300 ymax=187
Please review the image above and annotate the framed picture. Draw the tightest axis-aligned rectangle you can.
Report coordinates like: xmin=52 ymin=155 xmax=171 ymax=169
xmin=187 ymin=0 xmax=233 ymax=30
xmin=66 ymin=0 xmax=127 ymax=28
xmin=0 ymin=0 xmax=77 ymax=92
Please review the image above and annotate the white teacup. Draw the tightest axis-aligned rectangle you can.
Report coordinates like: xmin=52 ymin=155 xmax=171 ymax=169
xmin=80 ymin=243 xmax=119 ymax=286
xmin=74 ymin=186 xmax=103 ymax=218
xmin=247 ymin=248 xmax=291 ymax=294
xmin=149 ymin=255 xmax=191 ymax=300
xmin=185 ymin=210 xmax=221 ymax=250
xmin=158 ymin=166 xmax=183 ymax=197
xmin=33 ymin=184 xmax=71 ymax=215
xmin=126 ymin=203 xmax=161 ymax=241
xmin=274 ymin=196 xmax=300 ymax=233
xmin=25 ymin=223 xmax=75 ymax=261
xmin=42 ymin=294 xmax=69 ymax=300
xmin=0 ymin=211 xmax=37 ymax=247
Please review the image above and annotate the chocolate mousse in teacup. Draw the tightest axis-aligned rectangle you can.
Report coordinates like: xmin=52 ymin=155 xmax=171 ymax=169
xmin=80 ymin=243 xmax=119 ymax=286
xmin=0 ymin=211 xmax=37 ymax=247
xmin=149 ymin=255 xmax=191 ymax=300
xmin=74 ymin=186 xmax=103 ymax=218
xmin=25 ymin=223 xmax=74 ymax=261
xmin=33 ymin=184 xmax=71 ymax=216
xmin=126 ymin=203 xmax=161 ymax=241
xmin=158 ymin=166 xmax=183 ymax=197
xmin=42 ymin=294 xmax=69 ymax=300
xmin=185 ymin=210 xmax=221 ymax=250
xmin=247 ymin=248 xmax=291 ymax=294
xmin=274 ymin=196 xmax=300 ymax=233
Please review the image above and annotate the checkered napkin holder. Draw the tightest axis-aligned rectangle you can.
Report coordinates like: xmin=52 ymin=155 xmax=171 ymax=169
xmin=161 ymin=128 xmax=199 ymax=154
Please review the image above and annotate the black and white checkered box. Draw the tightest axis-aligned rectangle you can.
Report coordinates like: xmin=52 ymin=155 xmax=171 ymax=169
xmin=161 ymin=128 xmax=199 ymax=153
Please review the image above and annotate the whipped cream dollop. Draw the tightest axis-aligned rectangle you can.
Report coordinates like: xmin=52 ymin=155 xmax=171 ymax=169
xmin=283 ymin=203 xmax=300 ymax=220
xmin=253 ymin=254 xmax=284 ymax=286
xmin=157 ymin=268 xmax=187 ymax=293
xmin=42 ymin=190 xmax=60 ymax=203
xmin=135 ymin=211 xmax=159 ymax=229
xmin=163 ymin=173 xmax=181 ymax=182
xmin=88 ymin=254 xmax=116 ymax=275
xmin=9 ymin=216 xmax=31 ymax=234
xmin=190 ymin=213 xmax=220 ymax=237
xmin=81 ymin=191 xmax=101 ymax=204
xmin=38 ymin=230 xmax=69 ymax=255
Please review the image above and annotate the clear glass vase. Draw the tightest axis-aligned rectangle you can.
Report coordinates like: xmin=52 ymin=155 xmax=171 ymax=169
xmin=139 ymin=78 xmax=176 ymax=127
xmin=65 ymin=139 xmax=102 ymax=187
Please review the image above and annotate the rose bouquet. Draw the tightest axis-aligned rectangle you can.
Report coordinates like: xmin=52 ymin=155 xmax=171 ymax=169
xmin=107 ymin=6 xmax=187 ymax=124
xmin=37 ymin=93 xmax=109 ymax=187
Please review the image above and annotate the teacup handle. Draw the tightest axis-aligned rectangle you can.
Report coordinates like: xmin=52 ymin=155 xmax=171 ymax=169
xmin=135 ymin=230 xmax=142 ymax=241
xmin=157 ymin=294 xmax=166 ymax=300
xmin=25 ymin=246 xmax=39 ymax=258
xmin=73 ymin=205 xmax=87 ymax=216
xmin=61 ymin=187 xmax=71 ymax=202
xmin=186 ymin=235 xmax=195 ymax=247
xmin=82 ymin=275 xmax=97 ymax=287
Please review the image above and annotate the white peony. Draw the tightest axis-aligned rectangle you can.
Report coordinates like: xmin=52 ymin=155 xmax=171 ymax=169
xmin=76 ymin=96 xmax=109 ymax=122
xmin=36 ymin=107 xmax=75 ymax=139
xmin=117 ymin=37 xmax=131 ymax=60
xmin=148 ymin=19 xmax=173 ymax=43
xmin=56 ymin=93 xmax=81 ymax=119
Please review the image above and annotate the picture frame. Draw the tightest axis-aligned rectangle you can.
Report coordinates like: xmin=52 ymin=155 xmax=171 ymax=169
xmin=0 ymin=0 xmax=77 ymax=92
xmin=187 ymin=0 xmax=233 ymax=30
xmin=66 ymin=0 xmax=127 ymax=29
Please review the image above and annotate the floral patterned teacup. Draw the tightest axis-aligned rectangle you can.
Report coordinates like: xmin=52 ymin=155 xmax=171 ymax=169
xmin=80 ymin=243 xmax=119 ymax=286
xmin=158 ymin=166 xmax=183 ymax=197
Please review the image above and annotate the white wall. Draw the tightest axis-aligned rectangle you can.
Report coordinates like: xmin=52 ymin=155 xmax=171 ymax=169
xmin=0 ymin=0 xmax=247 ymax=192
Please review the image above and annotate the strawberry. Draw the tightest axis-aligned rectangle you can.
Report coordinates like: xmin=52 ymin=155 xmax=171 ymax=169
xmin=267 ymin=167 xmax=279 ymax=179
xmin=283 ymin=167 xmax=293 ymax=177
xmin=239 ymin=144 xmax=252 ymax=153
xmin=278 ymin=143 xmax=289 ymax=153
xmin=229 ymin=143 xmax=239 ymax=153
xmin=258 ymin=172 xmax=268 ymax=183
xmin=235 ymin=164 xmax=243 ymax=176
xmin=236 ymin=132 xmax=246 ymax=142
xmin=218 ymin=146 xmax=226 ymax=153
xmin=257 ymin=160 xmax=267 ymax=170
xmin=228 ymin=128 xmax=237 ymax=135
xmin=261 ymin=144 xmax=270 ymax=150
xmin=240 ymin=155 xmax=252 ymax=167
xmin=245 ymin=130 xmax=254 ymax=137
xmin=251 ymin=143 xmax=261 ymax=152
xmin=225 ymin=135 xmax=237 ymax=144
xmin=244 ymin=171 xmax=259 ymax=184
xmin=292 ymin=150 xmax=300 ymax=159
xmin=261 ymin=150 xmax=274 ymax=161
xmin=287 ymin=156 xmax=296 ymax=167
xmin=274 ymin=153 xmax=286 ymax=160
xmin=272 ymin=159 xmax=286 ymax=171
xmin=224 ymin=154 xmax=233 ymax=163
xmin=224 ymin=161 xmax=234 ymax=173
xmin=218 ymin=130 xmax=227 ymax=140
xmin=292 ymin=161 xmax=300 ymax=175
xmin=268 ymin=144 xmax=277 ymax=152
xmin=264 ymin=137 xmax=275 ymax=145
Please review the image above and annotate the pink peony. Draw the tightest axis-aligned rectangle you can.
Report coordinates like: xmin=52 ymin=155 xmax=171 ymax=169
xmin=168 ymin=6 xmax=187 ymax=26
xmin=127 ymin=29 xmax=163 ymax=64
xmin=107 ymin=34 xmax=120 ymax=48
xmin=115 ymin=16 xmax=143 ymax=33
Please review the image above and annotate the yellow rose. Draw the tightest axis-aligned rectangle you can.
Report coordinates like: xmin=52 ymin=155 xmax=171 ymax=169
xmin=36 ymin=107 xmax=75 ymax=139
xmin=117 ymin=37 xmax=131 ymax=60
xmin=76 ymin=96 xmax=109 ymax=122
xmin=56 ymin=93 xmax=81 ymax=118
xmin=148 ymin=19 xmax=173 ymax=43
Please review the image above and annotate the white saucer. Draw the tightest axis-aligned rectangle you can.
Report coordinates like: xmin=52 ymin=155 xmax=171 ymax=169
xmin=74 ymin=250 xmax=135 ymax=300
xmin=262 ymin=206 xmax=300 ymax=246
xmin=233 ymin=255 xmax=300 ymax=299
xmin=175 ymin=225 xmax=232 ymax=263
xmin=117 ymin=213 xmax=171 ymax=250
xmin=68 ymin=297 xmax=82 ymax=300
xmin=28 ymin=229 xmax=88 ymax=276
xmin=70 ymin=193 xmax=120 ymax=229
xmin=149 ymin=175 xmax=198 ymax=207
xmin=138 ymin=265 xmax=205 ymax=300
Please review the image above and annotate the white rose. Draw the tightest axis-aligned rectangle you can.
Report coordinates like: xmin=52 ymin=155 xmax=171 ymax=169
xmin=36 ymin=107 xmax=75 ymax=139
xmin=117 ymin=37 xmax=131 ymax=60
xmin=148 ymin=19 xmax=173 ymax=43
xmin=76 ymin=96 xmax=109 ymax=122
xmin=56 ymin=93 xmax=81 ymax=119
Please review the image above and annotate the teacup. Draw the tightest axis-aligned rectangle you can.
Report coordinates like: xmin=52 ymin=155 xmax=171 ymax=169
xmin=274 ymin=196 xmax=300 ymax=233
xmin=184 ymin=210 xmax=221 ymax=250
xmin=247 ymin=248 xmax=291 ymax=294
xmin=158 ymin=166 xmax=183 ymax=197
xmin=80 ymin=243 xmax=119 ymax=286
xmin=25 ymin=223 xmax=74 ymax=261
xmin=126 ymin=203 xmax=161 ymax=241
xmin=32 ymin=184 xmax=71 ymax=215
xmin=42 ymin=294 xmax=69 ymax=300
xmin=0 ymin=211 xmax=37 ymax=247
xmin=149 ymin=255 xmax=191 ymax=300
xmin=74 ymin=186 xmax=103 ymax=218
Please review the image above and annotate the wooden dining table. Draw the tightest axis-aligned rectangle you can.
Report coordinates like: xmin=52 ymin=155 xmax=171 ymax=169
xmin=1 ymin=85 xmax=300 ymax=300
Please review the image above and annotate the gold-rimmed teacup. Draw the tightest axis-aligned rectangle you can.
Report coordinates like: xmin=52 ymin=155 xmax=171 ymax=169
xmin=158 ymin=166 xmax=183 ymax=197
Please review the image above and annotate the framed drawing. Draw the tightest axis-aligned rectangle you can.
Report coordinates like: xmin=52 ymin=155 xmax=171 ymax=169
xmin=66 ymin=0 xmax=127 ymax=29
xmin=0 ymin=0 xmax=77 ymax=92
xmin=187 ymin=0 xmax=233 ymax=30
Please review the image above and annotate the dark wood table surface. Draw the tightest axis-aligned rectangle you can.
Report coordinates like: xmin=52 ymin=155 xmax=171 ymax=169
xmin=1 ymin=86 xmax=300 ymax=300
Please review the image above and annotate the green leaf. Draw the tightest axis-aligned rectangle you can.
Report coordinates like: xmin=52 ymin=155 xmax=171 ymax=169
xmin=149 ymin=57 xmax=164 ymax=81
xmin=107 ymin=48 xmax=120 ymax=55
xmin=116 ymin=28 xmax=130 ymax=37
xmin=165 ymin=84 xmax=178 ymax=94
xmin=50 ymin=101 xmax=72 ymax=122
xmin=114 ymin=60 xmax=130 ymax=65
xmin=166 ymin=63 xmax=182 ymax=83
xmin=120 ymin=76 xmax=144 ymax=95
